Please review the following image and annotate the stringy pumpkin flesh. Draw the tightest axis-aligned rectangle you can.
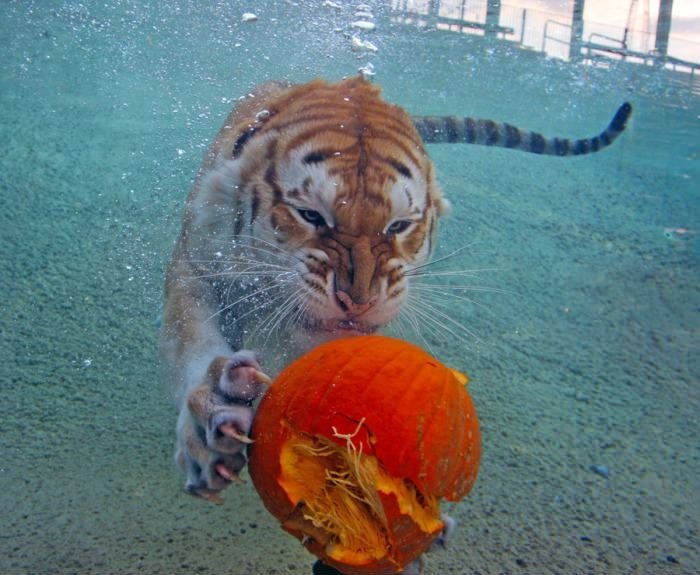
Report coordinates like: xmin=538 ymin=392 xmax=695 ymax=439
xmin=277 ymin=425 xmax=443 ymax=568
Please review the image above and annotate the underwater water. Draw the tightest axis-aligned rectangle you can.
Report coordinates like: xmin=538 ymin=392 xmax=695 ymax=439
xmin=1 ymin=1 xmax=698 ymax=574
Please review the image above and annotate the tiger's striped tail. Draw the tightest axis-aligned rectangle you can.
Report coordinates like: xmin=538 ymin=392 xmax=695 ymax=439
xmin=412 ymin=102 xmax=632 ymax=156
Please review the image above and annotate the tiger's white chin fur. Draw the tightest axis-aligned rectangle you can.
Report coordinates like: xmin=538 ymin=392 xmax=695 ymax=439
xmin=317 ymin=319 xmax=378 ymax=336
xmin=291 ymin=319 xmax=380 ymax=354
xmin=300 ymin=315 xmax=380 ymax=337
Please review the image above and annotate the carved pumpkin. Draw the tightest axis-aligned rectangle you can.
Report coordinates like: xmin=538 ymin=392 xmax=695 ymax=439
xmin=248 ymin=335 xmax=480 ymax=575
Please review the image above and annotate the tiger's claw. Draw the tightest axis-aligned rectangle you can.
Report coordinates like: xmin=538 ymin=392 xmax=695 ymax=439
xmin=218 ymin=421 xmax=254 ymax=444
xmin=215 ymin=462 xmax=244 ymax=483
xmin=186 ymin=485 xmax=225 ymax=505
xmin=253 ymin=369 xmax=273 ymax=387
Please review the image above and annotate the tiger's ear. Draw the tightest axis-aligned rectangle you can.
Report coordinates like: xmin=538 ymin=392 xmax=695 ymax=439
xmin=432 ymin=184 xmax=451 ymax=217
xmin=436 ymin=196 xmax=451 ymax=217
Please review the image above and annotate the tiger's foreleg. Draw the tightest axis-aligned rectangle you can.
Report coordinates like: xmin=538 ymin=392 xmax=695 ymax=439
xmin=160 ymin=254 xmax=270 ymax=502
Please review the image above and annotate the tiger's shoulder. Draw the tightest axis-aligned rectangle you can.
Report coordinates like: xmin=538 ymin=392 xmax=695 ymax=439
xmin=202 ymin=77 xmax=423 ymax=170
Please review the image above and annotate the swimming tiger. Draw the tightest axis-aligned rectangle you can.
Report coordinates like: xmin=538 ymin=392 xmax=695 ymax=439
xmin=159 ymin=76 xmax=630 ymax=570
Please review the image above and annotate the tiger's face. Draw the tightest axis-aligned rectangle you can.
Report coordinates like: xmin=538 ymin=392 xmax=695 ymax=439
xmin=225 ymin=79 xmax=447 ymax=339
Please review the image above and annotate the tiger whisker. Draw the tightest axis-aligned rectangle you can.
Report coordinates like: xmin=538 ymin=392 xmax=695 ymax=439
xmin=226 ymin=287 xmax=293 ymax=327
xmin=288 ymin=296 xmax=311 ymax=332
xmin=250 ymin=288 xmax=306 ymax=348
xmin=261 ymin=290 xmax=301 ymax=333
xmin=410 ymin=286 xmax=496 ymax=316
xmin=224 ymin=272 xmax=297 ymax=311
xmin=188 ymin=259 xmax=296 ymax=277
xmin=189 ymin=269 xmax=295 ymax=282
xmin=391 ymin=308 xmax=436 ymax=355
xmin=386 ymin=314 xmax=410 ymax=341
xmin=403 ymin=303 xmax=467 ymax=344
xmin=189 ymin=257 xmax=293 ymax=270
xmin=410 ymin=283 xmax=511 ymax=295
xmin=205 ymin=281 xmax=290 ymax=324
xmin=405 ymin=267 xmax=503 ymax=278
xmin=263 ymin=294 xmax=305 ymax=348
xmin=403 ymin=244 xmax=475 ymax=274
xmin=396 ymin=306 xmax=445 ymax=353
xmin=206 ymin=233 xmax=307 ymax=267
xmin=398 ymin=298 xmax=443 ymax=339
xmin=405 ymin=294 xmax=482 ymax=343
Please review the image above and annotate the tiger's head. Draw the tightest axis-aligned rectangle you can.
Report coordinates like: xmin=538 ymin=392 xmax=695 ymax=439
xmin=223 ymin=78 xmax=448 ymax=339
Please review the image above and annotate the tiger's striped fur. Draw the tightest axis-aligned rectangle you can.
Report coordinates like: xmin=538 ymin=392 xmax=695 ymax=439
xmin=160 ymin=77 xmax=631 ymax=507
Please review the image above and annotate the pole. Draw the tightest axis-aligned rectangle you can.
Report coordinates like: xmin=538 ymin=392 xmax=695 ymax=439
xmin=485 ymin=0 xmax=502 ymax=38
xmin=570 ymin=0 xmax=585 ymax=62
xmin=655 ymin=0 xmax=674 ymax=59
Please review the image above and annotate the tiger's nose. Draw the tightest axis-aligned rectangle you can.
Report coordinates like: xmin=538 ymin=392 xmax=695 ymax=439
xmin=335 ymin=290 xmax=377 ymax=317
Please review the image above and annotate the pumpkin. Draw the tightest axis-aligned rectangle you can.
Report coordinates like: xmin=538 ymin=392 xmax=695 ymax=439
xmin=247 ymin=335 xmax=480 ymax=575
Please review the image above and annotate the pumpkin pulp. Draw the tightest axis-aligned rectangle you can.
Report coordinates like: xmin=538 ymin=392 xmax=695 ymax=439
xmin=276 ymin=421 xmax=444 ymax=569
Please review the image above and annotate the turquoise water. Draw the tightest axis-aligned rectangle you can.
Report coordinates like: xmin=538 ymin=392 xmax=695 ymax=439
xmin=1 ymin=2 xmax=698 ymax=574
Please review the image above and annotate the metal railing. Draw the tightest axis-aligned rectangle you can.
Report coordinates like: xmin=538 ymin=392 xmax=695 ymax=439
xmin=542 ymin=18 xmax=571 ymax=57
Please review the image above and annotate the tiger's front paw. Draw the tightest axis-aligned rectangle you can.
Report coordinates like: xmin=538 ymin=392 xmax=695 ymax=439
xmin=175 ymin=351 xmax=271 ymax=503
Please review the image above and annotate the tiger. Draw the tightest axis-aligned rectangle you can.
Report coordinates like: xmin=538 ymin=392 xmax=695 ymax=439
xmin=159 ymin=76 xmax=630 ymax=573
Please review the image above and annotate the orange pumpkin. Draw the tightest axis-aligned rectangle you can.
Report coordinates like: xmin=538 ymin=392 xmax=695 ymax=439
xmin=247 ymin=335 xmax=480 ymax=575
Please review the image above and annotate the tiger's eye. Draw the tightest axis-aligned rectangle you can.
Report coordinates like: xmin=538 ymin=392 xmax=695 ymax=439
xmin=297 ymin=208 xmax=327 ymax=228
xmin=386 ymin=220 xmax=412 ymax=235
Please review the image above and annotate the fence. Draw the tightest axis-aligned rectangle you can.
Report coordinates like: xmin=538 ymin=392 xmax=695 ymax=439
xmin=388 ymin=0 xmax=699 ymax=77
